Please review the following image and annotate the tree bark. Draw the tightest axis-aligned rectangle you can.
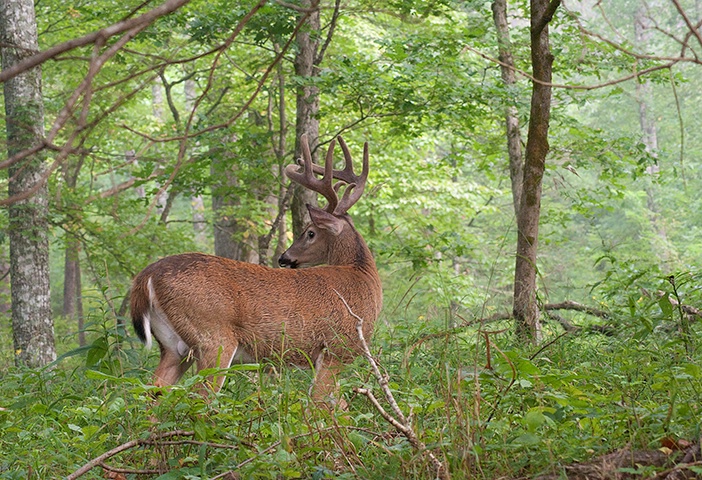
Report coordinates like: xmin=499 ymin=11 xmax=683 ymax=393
xmin=512 ymin=0 xmax=558 ymax=343
xmin=290 ymin=0 xmax=321 ymax=237
xmin=258 ymin=56 xmax=289 ymax=266
xmin=492 ymin=0 xmax=524 ymax=217
xmin=185 ymin=79 xmax=207 ymax=242
xmin=61 ymin=157 xmax=85 ymax=346
xmin=634 ymin=8 xmax=674 ymax=265
xmin=1 ymin=0 xmax=56 ymax=366
xmin=212 ymin=161 xmax=252 ymax=261
xmin=63 ymin=233 xmax=85 ymax=346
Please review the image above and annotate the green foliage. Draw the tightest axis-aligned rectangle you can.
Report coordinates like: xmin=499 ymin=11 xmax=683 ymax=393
xmin=3 ymin=0 xmax=702 ymax=476
xmin=1 ymin=282 xmax=702 ymax=478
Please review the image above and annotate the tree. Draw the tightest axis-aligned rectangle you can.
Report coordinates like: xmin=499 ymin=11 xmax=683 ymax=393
xmin=1 ymin=0 xmax=56 ymax=366
xmin=492 ymin=0 xmax=524 ymax=217
xmin=61 ymin=157 xmax=85 ymax=346
xmin=512 ymin=0 xmax=559 ymax=342
xmin=290 ymin=0 xmax=322 ymax=237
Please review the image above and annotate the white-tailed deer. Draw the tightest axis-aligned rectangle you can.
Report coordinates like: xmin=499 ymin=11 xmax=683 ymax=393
xmin=130 ymin=135 xmax=382 ymax=404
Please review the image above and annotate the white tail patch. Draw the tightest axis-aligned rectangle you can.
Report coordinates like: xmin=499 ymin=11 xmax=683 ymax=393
xmin=146 ymin=277 xmax=190 ymax=358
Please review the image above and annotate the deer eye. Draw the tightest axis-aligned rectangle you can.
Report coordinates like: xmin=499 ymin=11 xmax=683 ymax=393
xmin=307 ymin=230 xmax=315 ymax=239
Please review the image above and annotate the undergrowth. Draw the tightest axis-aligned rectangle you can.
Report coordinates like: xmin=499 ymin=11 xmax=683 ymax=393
xmin=1 ymin=276 xmax=701 ymax=479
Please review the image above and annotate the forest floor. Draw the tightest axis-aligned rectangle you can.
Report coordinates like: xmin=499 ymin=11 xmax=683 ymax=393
xmin=533 ymin=442 xmax=701 ymax=479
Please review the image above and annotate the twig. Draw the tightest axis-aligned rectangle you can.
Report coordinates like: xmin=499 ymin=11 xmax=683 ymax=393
xmin=334 ymin=290 xmax=449 ymax=480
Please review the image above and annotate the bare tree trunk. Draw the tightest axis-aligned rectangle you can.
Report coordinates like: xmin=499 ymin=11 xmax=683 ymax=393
xmin=151 ymin=80 xmax=168 ymax=212
xmin=492 ymin=0 xmax=524 ymax=217
xmin=61 ymin=157 xmax=86 ymax=346
xmin=212 ymin=170 xmax=248 ymax=261
xmin=184 ymin=78 xmax=207 ymax=242
xmin=634 ymin=8 xmax=674 ymax=265
xmin=512 ymin=0 xmax=558 ymax=343
xmin=1 ymin=0 xmax=56 ymax=367
xmin=0 ymin=249 xmax=10 ymax=315
xmin=258 ymin=47 xmax=291 ymax=266
xmin=63 ymin=234 xmax=85 ymax=346
xmin=212 ymin=139 xmax=256 ymax=262
xmin=291 ymin=0 xmax=321 ymax=237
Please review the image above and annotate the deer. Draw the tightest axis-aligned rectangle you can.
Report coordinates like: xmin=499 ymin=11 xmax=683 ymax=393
xmin=130 ymin=134 xmax=382 ymax=405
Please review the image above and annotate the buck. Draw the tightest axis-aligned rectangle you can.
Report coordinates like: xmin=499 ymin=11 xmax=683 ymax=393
xmin=130 ymin=135 xmax=382 ymax=404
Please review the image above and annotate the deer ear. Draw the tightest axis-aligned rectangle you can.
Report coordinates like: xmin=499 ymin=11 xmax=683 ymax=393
xmin=307 ymin=204 xmax=344 ymax=236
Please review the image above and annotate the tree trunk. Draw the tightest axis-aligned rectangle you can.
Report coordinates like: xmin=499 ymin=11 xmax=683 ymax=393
xmin=1 ymin=0 xmax=56 ymax=367
xmin=634 ymin=8 xmax=674 ymax=266
xmin=212 ymin=167 xmax=250 ymax=261
xmin=512 ymin=0 xmax=558 ymax=343
xmin=61 ymin=158 xmax=85 ymax=346
xmin=185 ymin=79 xmax=207 ymax=242
xmin=63 ymin=234 xmax=85 ymax=346
xmin=492 ymin=0 xmax=524 ymax=217
xmin=291 ymin=0 xmax=321 ymax=237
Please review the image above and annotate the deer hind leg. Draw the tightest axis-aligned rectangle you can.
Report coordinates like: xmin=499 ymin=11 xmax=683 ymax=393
xmin=195 ymin=337 xmax=239 ymax=392
xmin=310 ymin=352 xmax=347 ymax=410
xmin=153 ymin=342 xmax=194 ymax=387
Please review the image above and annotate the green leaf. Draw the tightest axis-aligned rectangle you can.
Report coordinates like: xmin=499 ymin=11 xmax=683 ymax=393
xmin=524 ymin=409 xmax=547 ymax=433
xmin=85 ymin=336 xmax=108 ymax=367
xmin=658 ymin=295 xmax=673 ymax=316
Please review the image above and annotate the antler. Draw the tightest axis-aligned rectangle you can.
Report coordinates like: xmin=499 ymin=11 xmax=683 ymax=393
xmin=285 ymin=134 xmax=369 ymax=216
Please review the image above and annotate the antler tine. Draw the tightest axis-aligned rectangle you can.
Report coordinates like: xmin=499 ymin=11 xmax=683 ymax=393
xmin=333 ymin=138 xmax=369 ymax=216
xmin=284 ymin=134 xmax=339 ymax=214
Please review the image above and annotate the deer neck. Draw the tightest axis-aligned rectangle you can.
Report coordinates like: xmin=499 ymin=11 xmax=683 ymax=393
xmin=328 ymin=225 xmax=376 ymax=274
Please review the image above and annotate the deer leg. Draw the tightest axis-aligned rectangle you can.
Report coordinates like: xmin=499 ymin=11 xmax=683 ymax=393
xmin=153 ymin=343 xmax=194 ymax=387
xmin=195 ymin=339 xmax=238 ymax=392
xmin=310 ymin=353 xmax=347 ymax=410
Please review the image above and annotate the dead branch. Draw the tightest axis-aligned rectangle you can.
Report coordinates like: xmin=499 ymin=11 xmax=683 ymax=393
xmin=404 ymin=299 xmax=614 ymax=362
xmin=544 ymin=300 xmax=609 ymax=319
xmin=98 ymin=462 xmax=159 ymax=476
xmin=66 ymin=430 xmax=195 ymax=479
xmin=334 ymin=290 xmax=449 ymax=480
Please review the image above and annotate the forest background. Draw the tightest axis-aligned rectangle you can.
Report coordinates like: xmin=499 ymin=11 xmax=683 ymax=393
xmin=1 ymin=0 xmax=702 ymax=478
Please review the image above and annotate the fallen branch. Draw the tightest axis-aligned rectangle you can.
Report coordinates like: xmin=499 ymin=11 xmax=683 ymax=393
xmin=544 ymin=300 xmax=609 ymax=319
xmin=334 ymin=290 xmax=449 ymax=480
xmin=403 ymin=300 xmax=612 ymax=363
xmin=66 ymin=430 xmax=195 ymax=479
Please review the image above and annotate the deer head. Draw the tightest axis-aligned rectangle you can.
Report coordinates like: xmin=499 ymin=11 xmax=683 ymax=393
xmin=279 ymin=134 xmax=369 ymax=269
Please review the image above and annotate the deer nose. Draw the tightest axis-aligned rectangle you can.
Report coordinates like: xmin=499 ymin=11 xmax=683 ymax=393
xmin=278 ymin=253 xmax=298 ymax=269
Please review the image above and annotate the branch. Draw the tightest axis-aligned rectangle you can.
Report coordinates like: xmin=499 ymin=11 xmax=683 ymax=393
xmin=66 ymin=430 xmax=195 ymax=479
xmin=543 ymin=300 xmax=609 ymax=319
xmin=404 ymin=299 xmax=613 ymax=362
xmin=462 ymin=44 xmax=679 ymax=91
xmin=670 ymin=0 xmax=702 ymax=52
xmin=0 ymin=0 xmax=192 ymax=84
xmin=532 ymin=0 xmax=561 ymax=38
xmin=315 ymin=0 xmax=341 ymax=66
xmin=334 ymin=291 xmax=448 ymax=480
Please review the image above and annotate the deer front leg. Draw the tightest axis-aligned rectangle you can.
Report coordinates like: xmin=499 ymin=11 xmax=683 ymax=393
xmin=310 ymin=352 xmax=347 ymax=410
